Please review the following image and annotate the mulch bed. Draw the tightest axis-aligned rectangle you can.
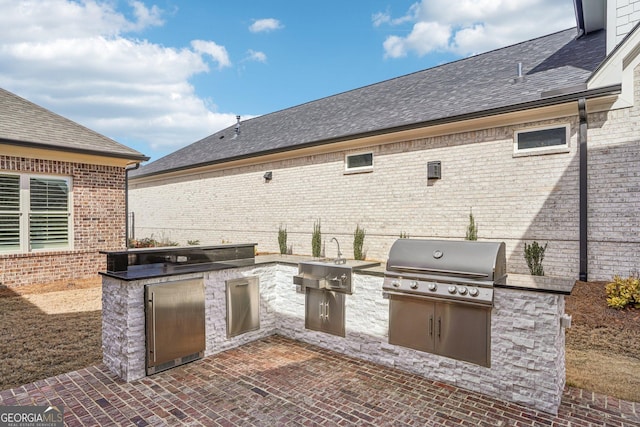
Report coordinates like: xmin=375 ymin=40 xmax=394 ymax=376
xmin=565 ymin=281 xmax=640 ymax=358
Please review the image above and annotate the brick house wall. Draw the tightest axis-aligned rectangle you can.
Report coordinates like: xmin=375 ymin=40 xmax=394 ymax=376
xmin=612 ymin=0 xmax=640 ymax=47
xmin=130 ymin=114 xmax=587 ymax=278
xmin=583 ymin=64 xmax=640 ymax=279
xmin=0 ymin=156 xmax=126 ymax=287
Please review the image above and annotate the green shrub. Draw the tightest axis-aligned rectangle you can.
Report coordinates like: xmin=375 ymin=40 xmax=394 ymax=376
xmin=606 ymin=275 xmax=640 ymax=309
xmin=311 ymin=219 xmax=322 ymax=257
xmin=465 ymin=209 xmax=478 ymax=241
xmin=128 ymin=237 xmax=158 ymax=248
xmin=524 ymin=241 xmax=547 ymax=276
xmin=399 ymin=231 xmax=409 ymax=239
xmin=187 ymin=240 xmax=200 ymax=245
xmin=278 ymin=224 xmax=288 ymax=255
xmin=353 ymin=224 xmax=366 ymax=260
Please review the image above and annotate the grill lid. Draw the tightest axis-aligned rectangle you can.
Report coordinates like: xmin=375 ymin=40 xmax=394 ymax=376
xmin=385 ymin=239 xmax=506 ymax=285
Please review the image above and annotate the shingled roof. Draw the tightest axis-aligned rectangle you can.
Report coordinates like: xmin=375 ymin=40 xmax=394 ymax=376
xmin=134 ymin=28 xmax=609 ymax=178
xmin=0 ymin=88 xmax=147 ymax=161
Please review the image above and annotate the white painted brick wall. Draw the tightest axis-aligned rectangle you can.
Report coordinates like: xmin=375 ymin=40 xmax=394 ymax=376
xmin=615 ymin=0 xmax=640 ymax=43
xmin=102 ymin=264 xmax=568 ymax=414
xmin=130 ymin=116 xmax=586 ymax=278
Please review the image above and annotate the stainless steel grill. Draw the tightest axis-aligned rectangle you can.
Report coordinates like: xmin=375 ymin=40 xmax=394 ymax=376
xmin=382 ymin=239 xmax=507 ymax=367
xmin=383 ymin=239 xmax=506 ymax=305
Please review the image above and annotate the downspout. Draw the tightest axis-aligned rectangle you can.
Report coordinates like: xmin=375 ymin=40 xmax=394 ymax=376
xmin=578 ymin=98 xmax=588 ymax=281
xmin=125 ymin=162 xmax=141 ymax=248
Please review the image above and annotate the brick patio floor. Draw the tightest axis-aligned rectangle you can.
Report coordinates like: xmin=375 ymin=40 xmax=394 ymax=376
xmin=0 ymin=335 xmax=638 ymax=426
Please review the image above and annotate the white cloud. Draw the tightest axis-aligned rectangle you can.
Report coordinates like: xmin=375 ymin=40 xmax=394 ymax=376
xmin=246 ymin=49 xmax=267 ymax=63
xmin=372 ymin=11 xmax=391 ymax=27
xmin=249 ymin=18 xmax=283 ymax=33
xmin=127 ymin=0 xmax=164 ymax=31
xmin=377 ymin=0 xmax=576 ymax=58
xmin=191 ymin=40 xmax=231 ymax=69
xmin=0 ymin=0 xmax=240 ymax=159
xmin=384 ymin=21 xmax=451 ymax=58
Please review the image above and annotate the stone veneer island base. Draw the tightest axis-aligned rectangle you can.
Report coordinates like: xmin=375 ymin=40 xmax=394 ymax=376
xmin=101 ymin=251 xmax=573 ymax=415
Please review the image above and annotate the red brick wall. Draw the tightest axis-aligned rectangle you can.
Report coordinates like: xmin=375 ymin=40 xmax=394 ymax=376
xmin=0 ymin=155 xmax=126 ymax=288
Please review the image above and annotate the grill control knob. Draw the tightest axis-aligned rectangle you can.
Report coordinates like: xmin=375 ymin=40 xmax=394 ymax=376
xmin=469 ymin=288 xmax=479 ymax=297
xmin=427 ymin=282 xmax=437 ymax=291
xmin=410 ymin=281 xmax=419 ymax=290
xmin=392 ymin=280 xmax=401 ymax=288
xmin=457 ymin=286 xmax=468 ymax=295
xmin=448 ymin=285 xmax=457 ymax=294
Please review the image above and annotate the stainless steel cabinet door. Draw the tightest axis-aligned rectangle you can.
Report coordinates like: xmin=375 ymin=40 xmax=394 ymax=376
xmin=323 ymin=290 xmax=345 ymax=337
xmin=305 ymin=288 xmax=345 ymax=337
xmin=388 ymin=295 xmax=435 ymax=353
xmin=226 ymin=276 xmax=260 ymax=338
xmin=435 ymin=302 xmax=490 ymax=367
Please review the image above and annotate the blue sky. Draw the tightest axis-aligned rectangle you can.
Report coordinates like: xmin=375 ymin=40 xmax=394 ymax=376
xmin=0 ymin=0 xmax=576 ymax=162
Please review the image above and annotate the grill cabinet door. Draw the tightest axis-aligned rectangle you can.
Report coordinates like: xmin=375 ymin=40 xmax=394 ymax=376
xmin=388 ymin=295 xmax=435 ymax=353
xmin=323 ymin=290 xmax=345 ymax=337
xmin=305 ymin=288 xmax=323 ymax=332
xmin=435 ymin=302 xmax=490 ymax=367
xmin=305 ymin=288 xmax=345 ymax=337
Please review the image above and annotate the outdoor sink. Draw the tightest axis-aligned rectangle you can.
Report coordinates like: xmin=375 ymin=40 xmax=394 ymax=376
xmin=316 ymin=258 xmax=381 ymax=270
xmin=293 ymin=261 xmax=353 ymax=294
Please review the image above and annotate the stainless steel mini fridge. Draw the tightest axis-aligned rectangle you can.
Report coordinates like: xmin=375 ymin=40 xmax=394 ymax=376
xmin=145 ymin=278 xmax=205 ymax=375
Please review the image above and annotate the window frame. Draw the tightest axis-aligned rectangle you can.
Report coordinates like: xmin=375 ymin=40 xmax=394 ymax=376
xmin=344 ymin=152 xmax=374 ymax=174
xmin=0 ymin=172 xmax=73 ymax=254
xmin=513 ymin=124 xmax=570 ymax=156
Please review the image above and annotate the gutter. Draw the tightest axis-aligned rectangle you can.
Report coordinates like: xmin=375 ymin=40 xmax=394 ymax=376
xmin=132 ymin=84 xmax=621 ymax=180
xmin=578 ymin=98 xmax=588 ymax=281
xmin=125 ymin=162 xmax=142 ymax=247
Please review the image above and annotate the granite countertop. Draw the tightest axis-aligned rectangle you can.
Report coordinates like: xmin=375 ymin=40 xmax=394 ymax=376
xmin=99 ymin=254 xmax=382 ymax=281
xmin=499 ymin=274 xmax=576 ymax=295
xmin=101 ymin=252 xmax=575 ymax=295
xmin=254 ymin=254 xmax=382 ymax=271
xmin=100 ymin=258 xmax=257 ymax=281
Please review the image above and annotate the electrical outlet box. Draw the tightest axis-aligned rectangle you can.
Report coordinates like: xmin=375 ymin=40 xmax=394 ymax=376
xmin=427 ymin=161 xmax=441 ymax=179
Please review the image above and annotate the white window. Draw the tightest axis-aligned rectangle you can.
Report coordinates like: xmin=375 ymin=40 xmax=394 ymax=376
xmin=0 ymin=173 xmax=72 ymax=252
xmin=345 ymin=152 xmax=373 ymax=173
xmin=514 ymin=125 xmax=570 ymax=156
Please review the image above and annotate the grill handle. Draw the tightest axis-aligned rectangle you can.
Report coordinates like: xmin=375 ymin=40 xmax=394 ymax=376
xmin=390 ymin=265 xmax=489 ymax=278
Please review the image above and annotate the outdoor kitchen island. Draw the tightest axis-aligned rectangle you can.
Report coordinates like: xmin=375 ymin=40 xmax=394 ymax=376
xmin=100 ymin=243 xmax=575 ymax=415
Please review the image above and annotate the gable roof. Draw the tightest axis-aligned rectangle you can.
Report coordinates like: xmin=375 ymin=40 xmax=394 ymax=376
xmin=0 ymin=88 xmax=148 ymax=161
xmin=134 ymin=28 xmax=611 ymax=179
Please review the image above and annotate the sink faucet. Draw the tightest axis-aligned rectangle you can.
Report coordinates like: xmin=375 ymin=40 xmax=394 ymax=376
xmin=331 ymin=237 xmax=346 ymax=264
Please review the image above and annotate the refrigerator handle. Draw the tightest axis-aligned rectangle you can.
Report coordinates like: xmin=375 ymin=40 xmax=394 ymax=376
xmin=150 ymin=293 xmax=157 ymax=362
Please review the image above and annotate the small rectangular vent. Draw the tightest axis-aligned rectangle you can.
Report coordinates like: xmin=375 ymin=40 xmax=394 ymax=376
xmin=427 ymin=161 xmax=441 ymax=179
